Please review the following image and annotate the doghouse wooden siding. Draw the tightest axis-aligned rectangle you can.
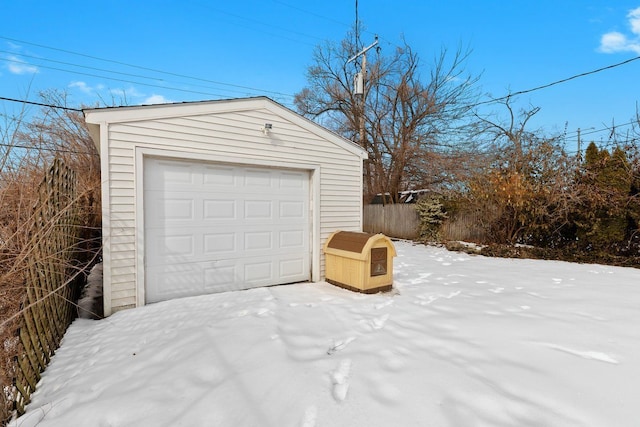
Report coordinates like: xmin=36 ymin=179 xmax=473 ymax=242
xmin=323 ymin=231 xmax=397 ymax=293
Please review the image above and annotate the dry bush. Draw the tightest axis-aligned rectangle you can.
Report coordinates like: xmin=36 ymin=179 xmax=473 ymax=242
xmin=0 ymin=90 xmax=101 ymax=423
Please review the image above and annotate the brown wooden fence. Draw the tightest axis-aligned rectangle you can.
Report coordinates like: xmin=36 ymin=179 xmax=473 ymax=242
xmin=363 ymin=204 xmax=420 ymax=239
xmin=364 ymin=204 xmax=488 ymax=242
xmin=441 ymin=211 xmax=488 ymax=242
xmin=11 ymin=158 xmax=81 ymax=416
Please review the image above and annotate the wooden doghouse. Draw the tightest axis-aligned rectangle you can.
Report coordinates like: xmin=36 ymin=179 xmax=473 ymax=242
xmin=323 ymin=231 xmax=396 ymax=293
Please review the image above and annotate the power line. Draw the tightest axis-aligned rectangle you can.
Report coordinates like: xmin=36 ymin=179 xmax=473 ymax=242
xmin=1 ymin=50 xmax=168 ymax=83
xmin=1 ymin=50 xmax=638 ymax=128
xmin=0 ymin=96 xmax=81 ymax=112
xmin=273 ymin=0 xmax=351 ymax=28
xmin=1 ymin=52 xmax=297 ymax=102
xmin=197 ymin=4 xmax=323 ymax=45
xmin=563 ymin=119 xmax=637 ymax=140
xmin=0 ymin=36 xmax=295 ymax=99
xmin=0 ymin=57 xmax=243 ymax=99
xmin=0 ymin=141 xmax=98 ymax=156
xmin=475 ymin=55 xmax=640 ymax=108
xmin=271 ymin=1 xmax=396 ymax=50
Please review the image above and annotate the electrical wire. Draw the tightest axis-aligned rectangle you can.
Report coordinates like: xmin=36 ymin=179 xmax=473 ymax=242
xmin=0 ymin=36 xmax=296 ymax=99
xmin=0 ymin=96 xmax=81 ymax=112
xmin=272 ymin=0 xmax=351 ymax=28
xmin=0 ymin=57 xmax=246 ymax=99
xmin=0 ymin=141 xmax=98 ymax=156
xmin=564 ymin=119 xmax=638 ymax=141
xmin=196 ymin=4 xmax=324 ymax=44
xmin=1 ymin=43 xmax=638 ymax=128
xmin=0 ymin=50 xmax=165 ymax=83
xmin=0 ymin=53 xmax=300 ymax=104
xmin=474 ymin=56 xmax=640 ymax=108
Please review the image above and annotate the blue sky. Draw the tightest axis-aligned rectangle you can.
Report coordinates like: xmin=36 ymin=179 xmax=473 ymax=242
xmin=2 ymin=1 xmax=640 ymax=152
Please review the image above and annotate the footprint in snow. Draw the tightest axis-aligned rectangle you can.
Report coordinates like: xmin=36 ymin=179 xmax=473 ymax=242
xmin=370 ymin=314 xmax=390 ymax=330
xmin=331 ymin=359 xmax=352 ymax=402
xmin=378 ymin=349 xmax=406 ymax=372
xmin=414 ymin=295 xmax=438 ymax=306
xmin=300 ymin=406 xmax=317 ymax=427
xmin=374 ymin=299 xmax=393 ymax=310
xmin=366 ymin=371 xmax=401 ymax=404
xmin=443 ymin=291 xmax=461 ymax=298
xmin=255 ymin=308 xmax=272 ymax=317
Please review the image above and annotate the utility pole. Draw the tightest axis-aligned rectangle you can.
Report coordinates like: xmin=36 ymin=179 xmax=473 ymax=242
xmin=347 ymin=36 xmax=378 ymax=147
xmin=577 ymin=127 xmax=581 ymax=165
xmin=576 ymin=127 xmax=595 ymax=166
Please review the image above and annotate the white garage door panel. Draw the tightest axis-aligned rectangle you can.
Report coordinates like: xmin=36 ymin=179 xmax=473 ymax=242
xmin=144 ymin=158 xmax=310 ymax=303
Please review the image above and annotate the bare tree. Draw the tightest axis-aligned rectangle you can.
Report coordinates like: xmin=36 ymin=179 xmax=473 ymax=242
xmin=295 ymin=28 xmax=480 ymax=202
xmin=466 ymin=98 xmax=573 ymax=244
xmin=475 ymin=96 xmax=542 ymax=171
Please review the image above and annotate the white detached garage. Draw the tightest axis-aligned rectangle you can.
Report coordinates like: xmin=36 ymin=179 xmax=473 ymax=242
xmin=84 ymin=97 xmax=367 ymax=315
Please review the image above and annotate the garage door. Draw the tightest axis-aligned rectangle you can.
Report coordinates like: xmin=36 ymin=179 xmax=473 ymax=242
xmin=144 ymin=158 xmax=310 ymax=303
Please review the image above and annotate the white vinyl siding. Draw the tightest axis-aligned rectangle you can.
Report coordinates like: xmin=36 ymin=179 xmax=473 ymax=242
xmin=86 ymin=98 xmax=365 ymax=315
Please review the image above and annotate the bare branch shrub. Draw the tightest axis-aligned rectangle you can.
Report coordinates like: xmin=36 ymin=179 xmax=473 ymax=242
xmin=0 ymin=90 xmax=101 ymax=423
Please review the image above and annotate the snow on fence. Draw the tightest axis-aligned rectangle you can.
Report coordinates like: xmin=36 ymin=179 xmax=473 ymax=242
xmin=11 ymin=158 xmax=81 ymax=417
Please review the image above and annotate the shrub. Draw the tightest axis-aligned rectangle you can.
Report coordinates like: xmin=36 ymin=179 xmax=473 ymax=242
xmin=415 ymin=194 xmax=447 ymax=242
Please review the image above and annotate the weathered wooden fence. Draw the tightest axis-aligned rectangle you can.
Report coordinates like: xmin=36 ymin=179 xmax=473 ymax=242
xmin=441 ymin=211 xmax=488 ymax=242
xmin=364 ymin=204 xmax=488 ymax=242
xmin=364 ymin=204 xmax=420 ymax=239
xmin=12 ymin=158 xmax=81 ymax=416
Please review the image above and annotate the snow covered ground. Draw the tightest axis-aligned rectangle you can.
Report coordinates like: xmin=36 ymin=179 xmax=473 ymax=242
xmin=12 ymin=242 xmax=640 ymax=426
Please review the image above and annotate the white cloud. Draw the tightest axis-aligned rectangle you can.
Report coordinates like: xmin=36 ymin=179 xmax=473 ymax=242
xmin=143 ymin=94 xmax=172 ymax=104
xmin=69 ymin=81 xmax=95 ymax=94
xmin=629 ymin=7 xmax=640 ymax=34
xmin=6 ymin=55 xmax=39 ymax=74
xmin=599 ymin=7 xmax=640 ymax=54
xmin=68 ymin=83 xmax=171 ymax=106
xmin=599 ymin=31 xmax=629 ymax=52
xmin=123 ymin=86 xmax=144 ymax=98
